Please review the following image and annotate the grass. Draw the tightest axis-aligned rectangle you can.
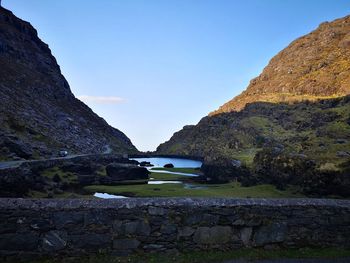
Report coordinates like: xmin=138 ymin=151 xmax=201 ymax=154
xmin=150 ymin=167 xmax=201 ymax=174
xmin=96 ymin=166 xmax=107 ymax=176
xmin=324 ymin=121 xmax=350 ymax=138
xmin=149 ymin=172 xmax=190 ymax=181
xmin=15 ymin=248 xmax=350 ymax=263
xmin=229 ymin=149 xmax=259 ymax=167
xmin=85 ymin=182 xmax=303 ymax=198
xmin=41 ymin=167 xmax=77 ymax=183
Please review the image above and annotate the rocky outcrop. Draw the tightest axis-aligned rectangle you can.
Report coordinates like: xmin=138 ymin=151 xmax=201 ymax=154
xmin=104 ymin=163 xmax=149 ymax=182
xmin=139 ymin=161 xmax=154 ymax=167
xmin=253 ymin=148 xmax=350 ymax=197
xmin=163 ymin=163 xmax=174 ymax=168
xmin=198 ymin=159 xmax=251 ymax=184
xmin=0 ymin=154 xmax=145 ymax=197
xmin=0 ymin=7 xmax=137 ymax=160
xmin=0 ymin=166 xmax=46 ymax=197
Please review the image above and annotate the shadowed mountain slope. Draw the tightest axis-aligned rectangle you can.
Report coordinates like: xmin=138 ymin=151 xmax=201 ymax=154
xmin=0 ymin=7 xmax=137 ymax=160
xmin=157 ymin=15 xmax=350 ymax=171
xmin=157 ymin=96 xmax=350 ymax=166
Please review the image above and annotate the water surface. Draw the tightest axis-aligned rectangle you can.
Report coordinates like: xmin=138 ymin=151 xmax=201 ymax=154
xmin=131 ymin=157 xmax=202 ymax=168
xmin=91 ymin=157 xmax=205 ymax=199
xmin=148 ymin=180 xmax=182 ymax=185
xmin=150 ymin=169 xmax=199 ymax=177
xmin=94 ymin=192 xmax=128 ymax=199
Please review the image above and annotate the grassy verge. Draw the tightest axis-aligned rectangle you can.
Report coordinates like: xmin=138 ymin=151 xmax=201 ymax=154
xmin=85 ymin=182 xmax=304 ymax=198
xmin=17 ymin=248 xmax=350 ymax=263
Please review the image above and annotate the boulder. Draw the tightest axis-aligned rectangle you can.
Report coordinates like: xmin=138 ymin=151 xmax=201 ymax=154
xmin=113 ymin=239 xmax=140 ymax=250
xmin=0 ymin=166 xmax=46 ymax=197
xmin=164 ymin=163 xmax=174 ymax=168
xmin=105 ymin=163 xmax=149 ymax=182
xmin=240 ymin=227 xmax=253 ymax=246
xmin=42 ymin=231 xmax=67 ymax=252
xmin=115 ymin=220 xmax=151 ymax=236
xmin=128 ymin=159 xmax=140 ymax=165
xmin=253 ymin=147 xmax=316 ymax=189
xmin=178 ymin=227 xmax=195 ymax=238
xmin=77 ymin=174 xmax=97 ymax=186
xmin=336 ymin=139 xmax=347 ymax=144
xmin=302 ymin=166 xmax=350 ymax=197
xmin=337 ymin=151 xmax=350 ymax=157
xmin=254 ymin=147 xmax=350 ymax=197
xmin=193 ymin=226 xmax=232 ymax=244
xmin=70 ymin=234 xmax=111 ymax=250
xmin=231 ymin=159 xmax=241 ymax=168
xmin=254 ymin=223 xmax=287 ymax=246
xmin=199 ymin=158 xmax=251 ymax=184
xmin=139 ymin=161 xmax=154 ymax=167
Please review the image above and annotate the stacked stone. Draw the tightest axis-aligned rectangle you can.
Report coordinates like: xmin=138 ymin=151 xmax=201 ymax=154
xmin=0 ymin=198 xmax=349 ymax=260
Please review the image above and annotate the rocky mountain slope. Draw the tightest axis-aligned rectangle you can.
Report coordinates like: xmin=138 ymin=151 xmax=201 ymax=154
xmin=212 ymin=15 xmax=350 ymax=115
xmin=157 ymin=97 xmax=350 ymax=165
xmin=0 ymin=7 xmax=137 ymax=160
xmin=157 ymin=15 xmax=350 ymax=179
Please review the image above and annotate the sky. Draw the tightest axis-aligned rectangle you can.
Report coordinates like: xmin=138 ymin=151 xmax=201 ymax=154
xmin=3 ymin=0 xmax=350 ymax=151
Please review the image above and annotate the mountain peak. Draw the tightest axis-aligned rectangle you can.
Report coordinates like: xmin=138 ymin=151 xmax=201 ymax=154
xmin=211 ymin=15 xmax=350 ymax=115
xmin=0 ymin=7 xmax=137 ymax=160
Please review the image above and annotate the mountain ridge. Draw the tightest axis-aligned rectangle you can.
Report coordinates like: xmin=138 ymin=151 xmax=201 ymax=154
xmin=156 ymin=14 xmax=350 ymax=172
xmin=210 ymin=15 xmax=350 ymax=115
xmin=0 ymin=7 xmax=137 ymax=160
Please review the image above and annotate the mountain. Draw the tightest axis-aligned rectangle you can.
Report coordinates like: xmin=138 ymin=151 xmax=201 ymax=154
xmin=157 ymin=15 xmax=350 ymax=171
xmin=0 ymin=7 xmax=137 ymax=160
xmin=211 ymin=15 xmax=350 ymax=115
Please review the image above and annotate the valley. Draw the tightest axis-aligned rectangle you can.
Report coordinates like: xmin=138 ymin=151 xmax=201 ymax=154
xmin=0 ymin=6 xmax=349 ymax=200
xmin=0 ymin=3 xmax=349 ymax=261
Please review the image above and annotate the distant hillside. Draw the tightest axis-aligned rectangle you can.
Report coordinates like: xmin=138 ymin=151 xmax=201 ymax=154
xmin=157 ymin=96 xmax=350 ymax=167
xmin=0 ymin=7 xmax=137 ymax=160
xmin=212 ymin=15 xmax=350 ymax=115
xmin=157 ymin=15 xmax=350 ymax=171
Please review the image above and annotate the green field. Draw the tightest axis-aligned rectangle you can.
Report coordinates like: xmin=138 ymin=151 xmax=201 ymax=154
xmin=37 ymin=166 xmax=306 ymax=199
xmin=85 ymin=181 xmax=303 ymax=198
xmin=85 ymin=167 xmax=304 ymax=198
xmin=149 ymin=172 xmax=191 ymax=181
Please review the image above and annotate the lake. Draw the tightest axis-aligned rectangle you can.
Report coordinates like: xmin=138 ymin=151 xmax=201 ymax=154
xmin=150 ymin=169 xmax=199 ymax=177
xmin=130 ymin=157 xmax=202 ymax=168
xmin=94 ymin=157 xmax=204 ymax=199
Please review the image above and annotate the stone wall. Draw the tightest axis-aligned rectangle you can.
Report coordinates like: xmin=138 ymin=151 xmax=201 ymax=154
xmin=0 ymin=198 xmax=349 ymax=260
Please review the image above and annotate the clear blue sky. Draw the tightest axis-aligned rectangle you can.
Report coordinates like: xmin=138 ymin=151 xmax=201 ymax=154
xmin=3 ymin=0 xmax=349 ymax=151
